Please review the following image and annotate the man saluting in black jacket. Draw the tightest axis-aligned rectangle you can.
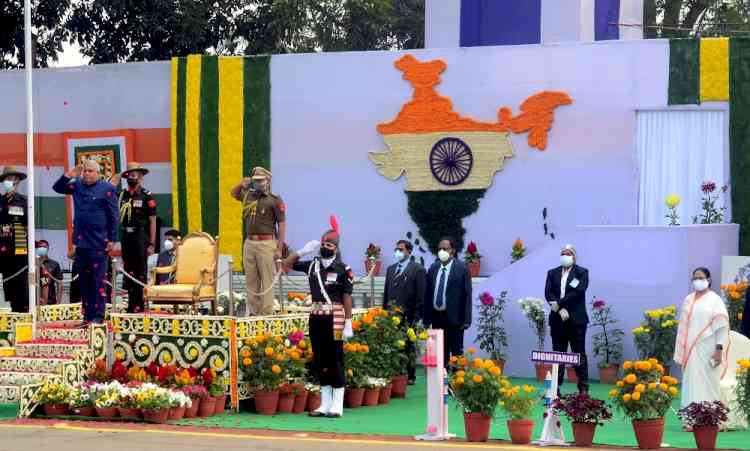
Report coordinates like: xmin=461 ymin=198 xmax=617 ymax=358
xmin=545 ymin=244 xmax=589 ymax=394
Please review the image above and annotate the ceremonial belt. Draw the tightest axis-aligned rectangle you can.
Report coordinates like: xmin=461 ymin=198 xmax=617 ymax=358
xmin=247 ymin=234 xmax=275 ymax=241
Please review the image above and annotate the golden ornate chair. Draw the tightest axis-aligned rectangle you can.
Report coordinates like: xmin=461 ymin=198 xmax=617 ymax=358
xmin=145 ymin=232 xmax=218 ymax=314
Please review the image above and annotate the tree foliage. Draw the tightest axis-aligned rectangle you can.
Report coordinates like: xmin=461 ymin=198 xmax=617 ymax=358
xmin=0 ymin=0 xmax=70 ymax=69
xmin=644 ymin=0 xmax=750 ymax=38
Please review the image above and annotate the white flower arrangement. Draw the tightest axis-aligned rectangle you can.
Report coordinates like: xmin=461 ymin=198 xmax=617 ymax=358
xmin=517 ymin=297 xmax=547 ymax=350
xmin=304 ymin=383 xmax=321 ymax=394
xmin=68 ymin=383 xmax=93 ymax=408
xmin=168 ymin=390 xmax=191 ymax=408
xmin=364 ymin=377 xmax=388 ymax=389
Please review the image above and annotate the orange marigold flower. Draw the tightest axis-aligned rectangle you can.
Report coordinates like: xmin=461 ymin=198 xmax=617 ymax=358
xmin=472 ymin=375 xmax=483 ymax=383
xmin=264 ymin=347 xmax=274 ymax=357
xmin=271 ymin=365 xmax=282 ymax=374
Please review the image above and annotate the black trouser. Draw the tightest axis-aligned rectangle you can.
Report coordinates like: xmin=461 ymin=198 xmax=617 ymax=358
xmin=551 ymin=320 xmax=589 ymax=393
xmin=309 ymin=312 xmax=345 ymax=388
xmin=430 ymin=310 xmax=464 ymax=368
xmin=1 ymin=255 xmax=28 ymax=313
xmin=76 ymin=248 xmax=108 ymax=323
xmin=121 ymin=230 xmax=148 ymax=313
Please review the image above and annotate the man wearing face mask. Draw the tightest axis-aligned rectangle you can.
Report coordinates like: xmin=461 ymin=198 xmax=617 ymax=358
xmin=423 ymin=237 xmax=472 ymax=367
xmin=282 ymin=216 xmax=353 ymax=418
xmin=117 ymin=162 xmax=157 ymax=313
xmin=36 ymin=240 xmax=62 ymax=305
xmin=156 ymin=229 xmax=180 ymax=285
xmin=231 ymin=167 xmax=286 ymax=316
xmin=384 ymin=240 xmax=426 ymax=384
xmin=545 ymin=244 xmax=590 ymax=394
xmin=0 ymin=166 xmax=29 ymax=312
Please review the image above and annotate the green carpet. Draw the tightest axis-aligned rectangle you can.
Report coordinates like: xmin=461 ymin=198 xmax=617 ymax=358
xmin=0 ymin=404 xmax=17 ymax=420
xmin=179 ymin=377 xmax=749 ymax=449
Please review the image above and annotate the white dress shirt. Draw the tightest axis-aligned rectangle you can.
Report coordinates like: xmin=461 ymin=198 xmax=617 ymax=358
xmin=432 ymin=259 xmax=454 ymax=311
xmin=560 ymin=267 xmax=572 ymax=299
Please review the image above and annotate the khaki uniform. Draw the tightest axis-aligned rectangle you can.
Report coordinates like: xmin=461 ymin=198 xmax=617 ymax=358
xmin=235 ymin=188 xmax=285 ymax=315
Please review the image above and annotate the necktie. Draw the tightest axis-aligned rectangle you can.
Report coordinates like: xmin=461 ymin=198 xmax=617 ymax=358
xmin=435 ymin=267 xmax=446 ymax=309
xmin=396 ymin=263 xmax=403 ymax=275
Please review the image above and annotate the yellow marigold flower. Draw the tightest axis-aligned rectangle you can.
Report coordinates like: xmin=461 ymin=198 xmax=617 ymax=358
xmin=523 ymin=385 xmax=535 ymax=394
xmin=659 ymin=383 xmax=668 ymax=391
xmin=483 ymin=360 xmax=495 ymax=369
xmin=655 ymin=364 xmax=664 ymax=374
xmin=665 ymin=194 xmax=680 ymax=209
xmin=625 ymin=374 xmax=637 ymax=384
xmin=275 ymin=354 xmax=285 ymax=362
xmin=391 ymin=316 xmax=401 ymax=326
xmin=623 ymin=361 xmax=633 ymax=370
xmin=632 ymin=391 xmax=641 ymax=401
xmin=163 ymin=352 xmax=172 ymax=363
xmin=648 ymin=358 xmax=658 ymax=365
xmin=453 ymin=377 xmax=465 ymax=386
xmin=616 ymin=381 xmax=625 ymax=388
xmin=648 ymin=382 xmax=657 ymax=390
xmin=472 ymin=375 xmax=483 ymax=383
xmin=347 ymin=369 xmax=353 ymax=377
xmin=274 ymin=336 xmax=283 ymax=344
xmin=609 ymin=389 xmax=619 ymax=398
xmin=243 ymin=357 xmax=252 ymax=366
xmin=456 ymin=370 xmax=465 ymax=378
xmin=635 ymin=384 xmax=646 ymax=393
xmin=418 ymin=331 xmax=428 ymax=340
xmin=467 ymin=347 xmax=477 ymax=355
xmin=396 ymin=340 xmax=406 ymax=348
xmin=291 ymin=351 xmax=301 ymax=360
xmin=472 ymin=358 xmax=484 ymax=368
xmin=669 ymin=387 xmax=679 ymax=396
xmin=623 ymin=393 xmax=632 ymax=402
xmin=739 ymin=359 xmax=750 ymax=369
xmin=459 ymin=357 xmax=468 ymax=367
xmin=640 ymin=361 xmax=652 ymax=371
xmin=489 ymin=366 xmax=502 ymax=376
xmin=271 ymin=364 xmax=282 ymax=374
xmin=361 ymin=345 xmax=370 ymax=353
xmin=240 ymin=348 xmax=250 ymax=358
xmin=449 ymin=355 xmax=458 ymax=364
xmin=265 ymin=347 xmax=274 ymax=357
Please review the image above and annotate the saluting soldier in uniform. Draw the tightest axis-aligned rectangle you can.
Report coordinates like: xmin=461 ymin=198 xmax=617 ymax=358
xmin=230 ymin=167 xmax=286 ymax=316
xmin=0 ymin=166 xmax=29 ymax=312
xmin=118 ymin=162 xmax=157 ymax=313
xmin=283 ymin=216 xmax=354 ymax=418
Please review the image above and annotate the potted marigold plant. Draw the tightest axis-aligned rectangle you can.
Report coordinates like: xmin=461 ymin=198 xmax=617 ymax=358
xmin=511 ymin=238 xmax=526 ymax=263
xmin=35 ymin=380 xmax=71 ymax=416
xmin=464 ymin=241 xmax=481 ymax=277
xmin=344 ymin=341 xmax=369 ymax=408
xmin=609 ymin=359 xmax=680 ymax=449
xmin=735 ymin=359 xmax=750 ymax=429
xmin=134 ymin=384 xmax=172 ymax=423
xmin=239 ymin=333 xmax=288 ymax=415
xmin=449 ymin=348 xmax=507 ymax=442
xmin=396 ymin=321 xmax=427 ymax=398
xmin=354 ymin=308 xmax=400 ymax=399
xmin=518 ymin=297 xmax=549 ymax=381
xmin=632 ymin=306 xmax=678 ymax=374
xmin=552 ymin=393 xmax=612 ymax=447
xmin=589 ymin=297 xmax=624 ymax=384
xmin=721 ymin=282 xmax=747 ymax=332
xmin=498 ymin=381 xmax=538 ymax=444
xmin=677 ymin=401 xmax=729 ymax=450
xmin=364 ymin=243 xmax=382 ymax=276
xmin=474 ymin=291 xmax=508 ymax=373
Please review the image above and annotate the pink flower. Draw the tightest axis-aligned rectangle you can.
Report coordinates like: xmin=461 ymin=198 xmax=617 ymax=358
xmin=701 ymin=181 xmax=717 ymax=194
xmin=480 ymin=292 xmax=494 ymax=306
xmin=467 ymin=242 xmax=478 ymax=254
xmin=593 ymin=300 xmax=605 ymax=309
xmin=288 ymin=330 xmax=305 ymax=345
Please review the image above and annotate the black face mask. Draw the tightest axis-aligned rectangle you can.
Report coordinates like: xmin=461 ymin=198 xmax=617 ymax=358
xmin=320 ymin=247 xmax=335 ymax=258
xmin=126 ymin=178 xmax=139 ymax=187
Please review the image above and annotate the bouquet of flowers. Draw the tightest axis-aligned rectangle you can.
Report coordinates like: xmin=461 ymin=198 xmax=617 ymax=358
xmin=692 ymin=181 xmax=728 ymax=224
xmin=552 ymin=393 xmax=612 ymax=425
xmin=721 ymin=282 xmax=747 ymax=332
xmin=365 ymin=243 xmax=381 ymax=259
xmin=464 ymin=241 xmax=481 ymax=263
xmin=511 ymin=238 xmax=526 ymax=263
xmin=68 ymin=382 xmax=94 ymax=408
xmin=449 ymin=349 xmax=507 ymax=416
xmin=590 ymin=298 xmax=624 ymax=369
xmin=168 ymin=389 xmax=192 ymax=408
xmin=132 ymin=384 xmax=171 ymax=411
xmin=474 ymin=291 xmax=508 ymax=363
xmin=632 ymin=306 xmax=677 ymax=364
xmin=677 ymin=401 xmax=729 ymax=428
xmin=181 ymin=384 xmax=208 ymax=400
xmin=92 ymin=381 xmax=124 ymax=408
xmin=736 ymin=359 xmax=750 ymax=424
xmin=609 ymin=359 xmax=679 ymax=420
xmin=304 ymin=382 xmax=321 ymax=395
xmin=518 ymin=297 xmax=546 ymax=351
xmin=363 ymin=377 xmax=388 ymax=389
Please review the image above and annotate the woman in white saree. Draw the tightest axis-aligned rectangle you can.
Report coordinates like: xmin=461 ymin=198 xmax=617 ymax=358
xmin=674 ymin=268 xmax=731 ymax=428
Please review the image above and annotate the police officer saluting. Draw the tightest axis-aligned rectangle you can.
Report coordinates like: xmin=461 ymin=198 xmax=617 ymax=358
xmin=118 ymin=162 xmax=157 ymax=313
xmin=283 ymin=216 xmax=353 ymax=418
xmin=0 ymin=166 xmax=29 ymax=312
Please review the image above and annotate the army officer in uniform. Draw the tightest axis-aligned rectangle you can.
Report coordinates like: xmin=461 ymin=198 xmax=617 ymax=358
xmin=118 ymin=162 xmax=157 ymax=313
xmin=0 ymin=166 xmax=29 ymax=312
xmin=283 ymin=217 xmax=353 ymax=418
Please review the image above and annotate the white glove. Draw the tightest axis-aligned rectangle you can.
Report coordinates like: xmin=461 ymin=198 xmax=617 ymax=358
xmin=297 ymin=240 xmax=320 ymax=257
xmin=550 ymin=301 xmax=559 ymax=312
xmin=559 ymin=308 xmax=570 ymax=322
xmin=343 ymin=319 xmax=354 ymax=340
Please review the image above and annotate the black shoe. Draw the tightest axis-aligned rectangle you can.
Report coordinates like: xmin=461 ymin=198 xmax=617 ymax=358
xmin=325 ymin=412 xmax=341 ymax=418
xmin=407 ymin=379 xmax=416 ymax=386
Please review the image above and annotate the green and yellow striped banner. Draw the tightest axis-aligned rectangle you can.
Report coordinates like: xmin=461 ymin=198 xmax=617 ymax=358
xmin=668 ymin=38 xmax=730 ymax=105
xmin=171 ymin=55 xmax=271 ymax=268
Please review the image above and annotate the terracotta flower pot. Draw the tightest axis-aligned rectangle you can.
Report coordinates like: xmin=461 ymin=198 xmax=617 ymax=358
xmin=391 ymin=375 xmax=408 ymax=398
xmin=365 ymin=260 xmax=382 ymax=276
xmin=566 ymin=366 xmax=578 ymax=384
xmin=693 ymin=425 xmax=719 ymax=450
xmin=662 ymin=365 xmax=671 ymax=376
xmin=345 ymin=388 xmax=365 ymax=408
xmin=507 ymin=419 xmax=534 ymax=444
xmin=632 ymin=418 xmax=665 ymax=450
xmin=277 ymin=393 xmax=295 ymax=413
xmin=198 ymin=396 xmax=216 ymax=417
xmin=95 ymin=407 xmax=118 ymax=418
xmin=118 ymin=407 xmax=141 ymax=418
xmin=464 ymin=412 xmax=492 ymax=442
xmin=363 ymin=388 xmax=380 ymax=406
xmin=292 ymin=390 xmax=308 ymax=414
xmin=213 ymin=394 xmax=227 ymax=415
xmin=572 ymin=422 xmax=597 ymax=447
xmin=71 ymin=406 xmax=95 ymax=417
xmin=535 ymin=363 xmax=553 ymax=382
xmin=379 ymin=383 xmax=393 ymax=404
xmin=43 ymin=404 xmax=69 ymax=416
xmin=169 ymin=406 xmax=186 ymax=420
xmin=468 ymin=261 xmax=481 ymax=277
xmin=185 ymin=398 xmax=200 ymax=418
xmin=306 ymin=393 xmax=321 ymax=412
xmin=254 ymin=390 xmax=279 ymax=415
xmin=598 ymin=364 xmax=619 ymax=384
xmin=143 ymin=408 xmax=169 ymax=423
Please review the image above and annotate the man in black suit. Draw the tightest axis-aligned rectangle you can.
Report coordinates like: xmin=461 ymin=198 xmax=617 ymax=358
xmin=423 ymin=237 xmax=472 ymax=367
xmin=545 ymin=244 xmax=589 ymax=394
xmin=383 ymin=239 xmax=426 ymax=383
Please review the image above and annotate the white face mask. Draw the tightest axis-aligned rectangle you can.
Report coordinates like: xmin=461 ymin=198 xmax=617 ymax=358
xmin=394 ymin=250 xmax=405 ymax=262
xmin=438 ymin=249 xmax=451 ymax=263
xmin=560 ymin=255 xmax=574 ymax=267
xmin=163 ymin=239 xmax=175 ymax=251
xmin=693 ymin=279 xmax=709 ymax=292
xmin=2 ymin=180 xmax=15 ymax=192
xmin=320 ymin=257 xmax=335 ymax=268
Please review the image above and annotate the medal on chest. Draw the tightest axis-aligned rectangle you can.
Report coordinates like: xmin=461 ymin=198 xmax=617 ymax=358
xmin=8 ymin=206 xmax=24 ymax=216
xmin=133 ymin=199 xmax=143 ymax=208
xmin=325 ymin=272 xmax=338 ymax=285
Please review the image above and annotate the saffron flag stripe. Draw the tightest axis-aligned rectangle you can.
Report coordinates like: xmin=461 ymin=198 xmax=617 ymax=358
xmin=700 ymin=38 xmax=729 ymax=102
xmin=185 ymin=55 xmax=203 ymax=233
xmin=218 ymin=57 xmax=245 ymax=269
xmin=200 ymin=55 xmax=220 ymax=237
